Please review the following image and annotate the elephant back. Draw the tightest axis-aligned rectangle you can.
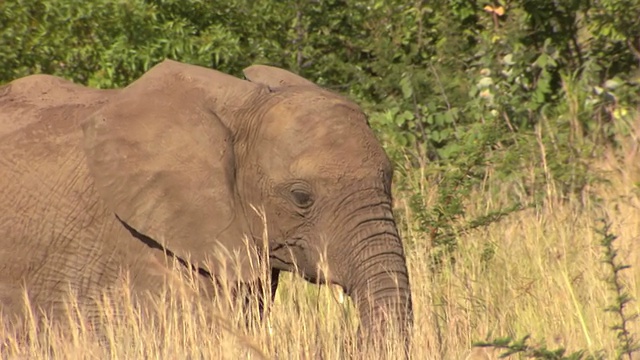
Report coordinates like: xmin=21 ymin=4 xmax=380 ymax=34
xmin=0 ymin=74 xmax=114 ymax=139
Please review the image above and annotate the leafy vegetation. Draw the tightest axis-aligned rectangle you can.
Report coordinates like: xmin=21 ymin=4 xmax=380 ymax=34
xmin=1 ymin=0 xmax=639 ymax=358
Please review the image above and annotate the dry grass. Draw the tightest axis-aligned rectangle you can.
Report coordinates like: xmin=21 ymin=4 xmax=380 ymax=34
xmin=405 ymin=180 xmax=640 ymax=359
xmin=1 ymin=145 xmax=639 ymax=359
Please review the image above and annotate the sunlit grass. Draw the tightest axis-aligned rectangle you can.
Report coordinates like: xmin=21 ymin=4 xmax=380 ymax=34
xmin=1 ymin=151 xmax=639 ymax=359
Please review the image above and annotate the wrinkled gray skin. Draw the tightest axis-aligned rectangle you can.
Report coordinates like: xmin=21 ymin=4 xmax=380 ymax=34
xmin=0 ymin=60 xmax=412 ymax=345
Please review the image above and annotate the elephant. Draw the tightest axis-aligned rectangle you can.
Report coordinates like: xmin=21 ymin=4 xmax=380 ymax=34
xmin=0 ymin=60 xmax=413 ymax=347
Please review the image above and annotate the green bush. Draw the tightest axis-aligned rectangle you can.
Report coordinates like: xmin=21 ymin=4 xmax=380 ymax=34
xmin=1 ymin=0 xmax=638 ymax=269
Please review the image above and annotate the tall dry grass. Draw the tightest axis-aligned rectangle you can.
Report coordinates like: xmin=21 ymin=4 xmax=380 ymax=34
xmin=1 ymin=131 xmax=639 ymax=359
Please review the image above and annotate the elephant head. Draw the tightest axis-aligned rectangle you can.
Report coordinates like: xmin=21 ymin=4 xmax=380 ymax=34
xmin=81 ymin=60 xmax=413 ymax=345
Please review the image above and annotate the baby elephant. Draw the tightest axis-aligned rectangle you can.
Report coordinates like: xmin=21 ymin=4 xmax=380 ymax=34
xmin=0 ymin=60 xmax=413 ymax=347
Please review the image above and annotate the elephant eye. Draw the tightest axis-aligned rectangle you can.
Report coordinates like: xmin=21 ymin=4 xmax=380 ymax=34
xmin=291 ymin=188 xmax=313 ymax=209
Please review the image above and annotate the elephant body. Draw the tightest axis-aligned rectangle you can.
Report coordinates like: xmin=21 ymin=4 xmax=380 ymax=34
xmin=0 ymin=76 xmax=166 ymax=320
xmin=0 ymin=60 xmax=412 ymax=344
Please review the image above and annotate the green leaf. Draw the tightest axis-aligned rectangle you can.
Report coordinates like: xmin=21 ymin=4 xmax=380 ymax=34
xmin=400 ymin=75 xmax=413 ymax=99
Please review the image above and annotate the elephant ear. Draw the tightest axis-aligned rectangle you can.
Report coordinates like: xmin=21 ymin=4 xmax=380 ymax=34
xmin=82 ymin=60 xmax=263 ymax=283
xmin=243 ymin=65 xmax=317 ymax=89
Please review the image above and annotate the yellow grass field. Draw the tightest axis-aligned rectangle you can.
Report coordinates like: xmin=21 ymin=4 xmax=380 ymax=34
xmin=1 ymin=142 xmax=638 ymax=360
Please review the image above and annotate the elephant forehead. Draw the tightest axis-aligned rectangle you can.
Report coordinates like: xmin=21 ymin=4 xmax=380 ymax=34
xmin=263 ymin=91 xmax=366 ymax=133
xmin=266 ymin=116 xmax=389 ymax=171
xmin=290 ymin=151 xmax=390 ymax=180
xmin=290 ymin=130 xmax=393 ymax=181
xmin=264 ymin=101 xmax=376 ymax=149
xmin=258 ymin=90 xmax=392 ymax=179
xmin=256 ymin=124 xmax=391 ymax=183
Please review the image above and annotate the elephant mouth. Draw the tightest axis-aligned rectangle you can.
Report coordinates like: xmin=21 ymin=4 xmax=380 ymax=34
xmin=116 ymin=215 xmax=215 ymax=280
xmin=268 ymin=237 xmax=303 ymax=268
xmin=268 ymin=236 xmax=334 ymax=286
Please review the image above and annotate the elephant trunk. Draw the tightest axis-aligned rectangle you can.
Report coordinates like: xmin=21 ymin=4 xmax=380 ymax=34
xmin=339 ymin=197 xmax=413 ymax=350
